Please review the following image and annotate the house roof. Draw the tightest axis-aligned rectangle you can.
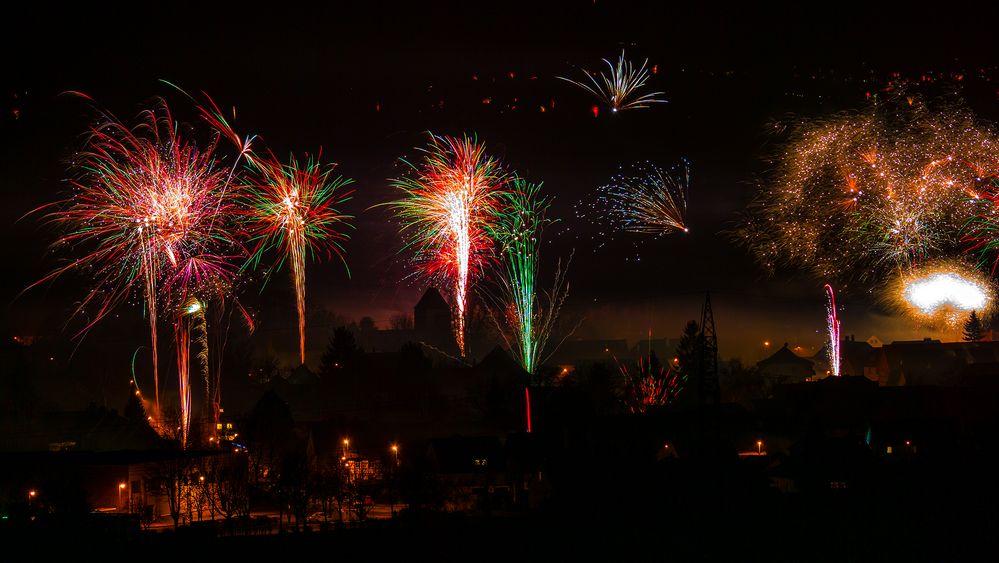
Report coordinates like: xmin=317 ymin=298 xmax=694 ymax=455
xmin=287 ymin=363 xmax=318 ymax=385
xmin=759 ymin=343 xmax=815 ymax=368
xmin=414 ymin=287 xmax=449 ymax=312
xmin=478 ymin=346 xmax=527 ymax=375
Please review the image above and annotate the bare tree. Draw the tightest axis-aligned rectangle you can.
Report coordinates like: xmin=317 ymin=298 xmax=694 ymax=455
xmin=389 ymin=313 xmax=414 ymax=330
xmin=274 ymin=445 xmax=313 ymax=531
xmin=149 ymin=455 xmax=193 ymax=530
xmin=309 ymin=454 xmax=345 ymax=528
xmin=211 ymin=453 xmax=250 ymax=534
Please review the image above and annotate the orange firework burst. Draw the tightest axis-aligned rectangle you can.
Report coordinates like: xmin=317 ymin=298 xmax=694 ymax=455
xmin=739 ymin=91 xmax=999 ymax=286
xmin=884 ymin=258 xmax=996 ymax=328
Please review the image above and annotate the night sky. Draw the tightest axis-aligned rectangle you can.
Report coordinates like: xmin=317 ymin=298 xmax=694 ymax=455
xmin=5 ymin=2 xmax=999 ymax=390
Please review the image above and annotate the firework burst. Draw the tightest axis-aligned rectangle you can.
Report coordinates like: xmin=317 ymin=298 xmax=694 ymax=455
xmin=885 ymin=258 xmax=996 ymax=327
xmin=483 ymin=179 xmax=572 ymax=374
xmin=242 ymin=152 xmax=354 ymax=365
xmin=617 ymin=346 xmax=686 ymax=414
xmin=600 ymin=160 xmax=689 ymax=235
xmin=33 ymin=95 xmax=246 ymax=415
xmin=739 ymin=92 xmax=999 ymax=286
xmin=557 ymin=50 xmax=666 ymax=113
xmin=389 ymin=134 xmax=507 ymax=356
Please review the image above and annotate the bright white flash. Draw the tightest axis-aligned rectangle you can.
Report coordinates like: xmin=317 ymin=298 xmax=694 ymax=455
xmin=904 ymin=272 xmax=989 ymax=314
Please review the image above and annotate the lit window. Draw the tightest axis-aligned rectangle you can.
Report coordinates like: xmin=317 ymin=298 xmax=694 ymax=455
xmin=886 ymin=446 xmax=892 ymax=454
xmin=216 ymin=424 xmax=223 ymax=430
xmin=226 ymin=423 xmax=233 ymax=430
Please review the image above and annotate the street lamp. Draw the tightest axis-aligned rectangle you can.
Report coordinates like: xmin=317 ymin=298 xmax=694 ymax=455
xmin=756 ymin=440 xmax=763 ymax=454
xmin=389 ymin=444 xmax=400 ymax=518
xmin=27 ymin=490 xmax=36 ymax=512
xmin=118 ymin=482 xmax=126 ymax=512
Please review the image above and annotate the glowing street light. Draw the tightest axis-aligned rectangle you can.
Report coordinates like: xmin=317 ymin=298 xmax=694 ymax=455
xmin=118 ymin=482 xmax=127 ymax=511
xmin=389 ymin=444 xmax=401 ymax=518
xmin=756 ymin=440 xmax=763 ymax=454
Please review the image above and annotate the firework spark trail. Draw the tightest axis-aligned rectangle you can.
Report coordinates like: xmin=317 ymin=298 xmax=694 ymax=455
xmin=175 ymin=311 xmax=193 ymax=449
xmin=493 ymin=179 xmax=547 ymax=373
xmin=824 ymin=284 xmax=841 ymax=377
xmin=738 ymin=92 xmax=999 ymax=286
xmin=484 ymin=179 xmax=574 ymax=374
xmin=184 ymin=299 xmax=210 ymax=431
xmin=557 ymin=50 xmax=666 ymax=113
xmin=243 ymin=152 xmax=354 ymax=365
xmin=389 ymin=134 xmax=506 ymax=356
xmin=963 ymin=180 xmax=999 ymax=274
xmin=31 ymin=96 xmax=246 ymax=417
xmin=600 ymin=160 xmax=689 ymax=235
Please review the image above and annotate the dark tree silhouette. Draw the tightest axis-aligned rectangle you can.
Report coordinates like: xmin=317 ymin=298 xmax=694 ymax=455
xmin=210 ymin=453 xmax=250 ymax=533
xmin=963 ymin=310 xmax=984 ymax=341
xmin=675 ymin=320 xmax=702 ymax=378
xmin=358 ymin=316 xmax=376 ymax=332
xmin=319 ymin=326 xmax=363 ymax=376
xmin=242 ymin=390 xmax=295 ymax=484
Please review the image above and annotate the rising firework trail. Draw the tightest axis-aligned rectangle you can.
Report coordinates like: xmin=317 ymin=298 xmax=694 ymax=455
xmin=30 ymin=94 xmax=247 ymax=416
xmin=557 ymin=50 xmax=666 ymax=113
xmin=824 ymin=284 xmax=841 ymax=377
xmin=243 ymin=152 xmax=354 ymax=365
xmin=388 ymin=134 xmax=507 ymax=356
